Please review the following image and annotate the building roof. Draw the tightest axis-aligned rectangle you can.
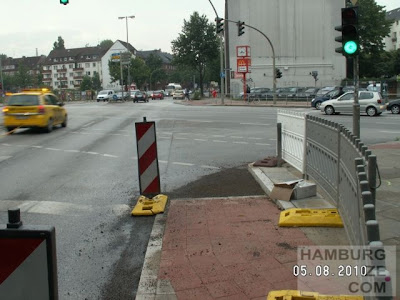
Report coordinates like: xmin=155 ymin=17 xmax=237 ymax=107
xmin=2 ymin=55 xmax=46 ymax=70
xmin=137 ymin=49 xmax=173 ymax=65
xmin=386 ymin=7 xmax=400 ymax=21
xmin=43 ymin=46 xmax=110 ymax=65
xmin=117 ymin=40 xmax=137 ymax=54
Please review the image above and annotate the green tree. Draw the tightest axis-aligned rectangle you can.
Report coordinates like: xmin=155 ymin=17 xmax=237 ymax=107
xmin=53 ymin=36 xmax=66 ymax=50
xmin=171 ymin=12 xmax=219 ymax=96
xmin=92 ymin=72 xmax=102 ymax=91
xmin=359 ymin=0 xmax=393 ymax=55
xmin=98 ymin=39 xmax=114 ymax=50
xmin=80 ymin=75 xmax=92 ymax=91
xmin=15 ymin=64 xmax=32 ymax=88
xmin=130 ymin=57 xmax=150 ymax=89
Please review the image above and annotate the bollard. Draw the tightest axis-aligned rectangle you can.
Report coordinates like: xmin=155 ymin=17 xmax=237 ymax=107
xmin=7 ymin=208 xmax=23 ymax=229
xmin=277 ymin=123 xmax=282 ymax=167
xmin=368 ymin=155 xmax=377 ymax=205
xmin=363 ymin=203 xmax=376 ymax=221
xmin=366 ymin=220 xmax=380 ymax=242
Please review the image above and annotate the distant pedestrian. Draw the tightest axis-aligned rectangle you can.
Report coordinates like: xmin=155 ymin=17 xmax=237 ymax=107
xmin=184 ymin=88 xmax=190 ymax=101
xmin=212 ymin=89 xmax=217 ymax=98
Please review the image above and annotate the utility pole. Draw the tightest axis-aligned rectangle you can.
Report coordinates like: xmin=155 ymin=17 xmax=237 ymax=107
xmin=118 ymin=15 xmax=135 ymax=99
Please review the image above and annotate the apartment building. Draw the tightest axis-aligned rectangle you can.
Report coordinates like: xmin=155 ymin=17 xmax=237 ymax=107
xmin=1 ymin=55 xmax=46 ymax=77
xmin=384 ymin=7 xmax=400 ymax=51
xmin=42 ymin=46 xmax=108 ymax=90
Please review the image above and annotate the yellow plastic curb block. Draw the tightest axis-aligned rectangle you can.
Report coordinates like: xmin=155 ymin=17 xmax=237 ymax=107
xmin=278 ymin=208 xmax=343 ymax=227
xmin=131 ymin=194 xmax=168 ymax=216
xmin=267 ymin=290 xmax=363 ymax=300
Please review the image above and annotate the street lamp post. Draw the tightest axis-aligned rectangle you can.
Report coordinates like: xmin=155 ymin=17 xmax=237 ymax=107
xmin=118 ymin=15 xmax=135 ymax=99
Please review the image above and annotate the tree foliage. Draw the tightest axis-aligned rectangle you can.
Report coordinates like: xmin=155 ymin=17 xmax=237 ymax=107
xmin=98 ymin=39 xmax=114 ymax=50
xmin=145 ymin=54 xmax=167 ymax=89
xmin=171 ymin=12 xmax=219 ymax=96
xmin=108 ymin=56 xmax=150 ymax=90
xmin=53 ymin=36 xmax=66 ymax=50
xmin=359 ymin=0 xmax=393 ymax=55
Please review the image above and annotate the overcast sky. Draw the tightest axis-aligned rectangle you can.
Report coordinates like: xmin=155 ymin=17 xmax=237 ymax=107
xmin=0 ymin=0 xmax=398 ymax=58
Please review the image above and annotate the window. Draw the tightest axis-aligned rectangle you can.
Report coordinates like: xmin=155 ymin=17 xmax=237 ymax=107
xmin=340 ymin=93 xmax=354 ymax=100
xmin=55 ymin=81 xmax=59 ymax=86
xmin=85 ymin=63 xmax=90 ymax=68
xmin=54 ymin=58 xmax=58 ymax=62
xmin=69 ymin=64 xmax=73 ymax=68
xmin=70 ymin=81 xmax=74 ymax=85
xmin=359 ymin=92 xmax=373 ymax=99
xmin=78 ymin=63 xmax=82 ymax=68
xmin=69 ymin=73 xmax=73 ymax=77
xmin=54 ymin=74 xmax=58 ymax=78
xmin=93 ymin=63 xmax=96 ymax=67
xmin=86 ymin=71 xmax=91 ymax=76
xmin=53 ymin=65 xmax=58 ymax=70
xmin=64 ymin=57 xmax=67 ymax=61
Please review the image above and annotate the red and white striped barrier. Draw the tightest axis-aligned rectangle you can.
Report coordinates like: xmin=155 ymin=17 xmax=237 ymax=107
xmin=135 ymin=118 xmax=161 ymax=197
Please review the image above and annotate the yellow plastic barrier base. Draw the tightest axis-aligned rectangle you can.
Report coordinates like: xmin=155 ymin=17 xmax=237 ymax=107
xmin=267 ymin=290 xmax=363 ymax=300
xmin=278 ymin=208 xmax=343 ymax=227
xmin=131 ymin=194 xmax=168 ymax=216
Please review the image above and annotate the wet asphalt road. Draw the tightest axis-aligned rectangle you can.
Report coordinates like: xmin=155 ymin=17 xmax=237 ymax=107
xmin=0 ymin=99 xmax=277 ymax=299
xmin=0 ymin=99 xmax=397 ymax=299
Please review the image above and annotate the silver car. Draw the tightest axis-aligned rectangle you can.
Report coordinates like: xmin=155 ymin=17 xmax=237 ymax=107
xmin=320 ymin=91 xmax=384 ymax=117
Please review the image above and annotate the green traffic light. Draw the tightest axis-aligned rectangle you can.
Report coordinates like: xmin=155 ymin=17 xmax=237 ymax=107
xmin=344 ymin=41 xmax=358 ymax=54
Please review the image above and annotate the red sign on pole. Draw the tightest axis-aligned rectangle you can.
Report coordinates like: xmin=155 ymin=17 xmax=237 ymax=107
xmin=237 ymin=58 xmax=251 ymax=73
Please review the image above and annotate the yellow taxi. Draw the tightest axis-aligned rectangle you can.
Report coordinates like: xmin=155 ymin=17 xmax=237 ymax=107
xmin=2 ymin=88 xmax=67 ymax=133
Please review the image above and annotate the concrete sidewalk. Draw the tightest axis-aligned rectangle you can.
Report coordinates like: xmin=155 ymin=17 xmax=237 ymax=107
xmin=135 ymin=162 xmax=350 ymax=299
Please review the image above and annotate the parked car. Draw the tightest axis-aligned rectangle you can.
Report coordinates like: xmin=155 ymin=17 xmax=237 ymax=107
xmin=320 ymin=91 xmax=384 ymax=117
xmin=115 ymin=91 xmax=128 ymax=101
xmin=151 ymin=90 xmax=164 ymax=100
xmin=248 ymin=87 xmax=271 ymax=100
xmin=386 ymin=99 xmax=400 ymax=114
xmin=301 ymin=87 xmax=319 ymax=98
xmin=132 ymin=91 xmax=148 ymax=103
xmin=311 ymin=88 xmax=344 ymax=109
xmin=172 ymin=89 xmax=185 ymax=99
xmin=96 ymin=90 xmax=115 ymax=102
xmin=2 ymin=88 xmax=67 ymax=133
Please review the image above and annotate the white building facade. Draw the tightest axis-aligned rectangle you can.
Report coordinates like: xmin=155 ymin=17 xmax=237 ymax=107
xmin=227 ymin=0 xmax=346 ymax=96
xmin=101 ymin=40 xmax=136 ymax=90
xmin=384 ymin=8 xmax=400 ymax=51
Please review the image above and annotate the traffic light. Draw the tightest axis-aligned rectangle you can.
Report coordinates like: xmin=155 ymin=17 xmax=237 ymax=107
xmin=215 ymin=17 xmax=224 ymax=34
xmin=335 ymin=7 xmax=359 ymax=56
xmin=60 ymin=0 xmax=69 ymax=5
xmin=237 ymin=21 xmax=245 ymax=36
xmin=276 ymin=68 xmax=282 ymax=79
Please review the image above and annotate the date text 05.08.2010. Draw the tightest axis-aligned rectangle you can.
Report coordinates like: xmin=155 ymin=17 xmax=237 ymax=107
xmin=293 ymin=265 xmax=368 ymax=277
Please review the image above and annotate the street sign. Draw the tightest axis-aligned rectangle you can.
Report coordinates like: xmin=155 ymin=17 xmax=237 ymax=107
xmin=220 ymin=72 xmax=225 ymax=78
xmin=236 ymin=45 xmax=251 ymax=57
xmin=237 ymin=58 xmax=251 ymax=73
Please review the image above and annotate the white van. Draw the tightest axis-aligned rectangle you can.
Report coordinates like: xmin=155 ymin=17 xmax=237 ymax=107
xmin=96 ymin=90 xmax=115 ymax=102
xmin=165 ymin=83 xmax=182 ymax=97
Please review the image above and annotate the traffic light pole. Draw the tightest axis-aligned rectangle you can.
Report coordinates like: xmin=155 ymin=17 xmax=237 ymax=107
xmin=353 ymin=56 xmax=360 ymax=138
xmin=219 ymin=34 xmax=225 ymax=104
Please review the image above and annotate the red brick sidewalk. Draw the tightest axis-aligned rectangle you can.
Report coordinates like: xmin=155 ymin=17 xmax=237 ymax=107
xmin=158 ymin=197 xmax=315 ymax=299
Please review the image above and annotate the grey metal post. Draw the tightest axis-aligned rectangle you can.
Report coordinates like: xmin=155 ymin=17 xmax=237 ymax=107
xmin=219 ymin=34 xmax=225 ymax=104
xmin=368 ymin=155 xmax=377 ymax=205
xmin=353 ymin=56 xmax=360 ymax=138
xmin=277 ymin=123 xmax=282 ymax=167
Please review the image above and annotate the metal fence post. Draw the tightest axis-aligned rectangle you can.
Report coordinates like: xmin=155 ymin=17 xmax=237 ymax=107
xmin=368 ymin=155 xmax=377 ymax=205
xmin=277 ymin=122 xmax=282 ymax=167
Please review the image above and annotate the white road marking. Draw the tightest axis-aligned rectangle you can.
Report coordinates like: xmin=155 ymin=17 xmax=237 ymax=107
xmin=194 ymin=139 xmax=207 ymax=141
xmin=0 ymin=156 xmax=12 ymax=162
xmin=84 ymin=151 xmax=99 ymax=155
xmin=158 ymin=136 xmax=170 ymax=139
xmin=269 ymin=138 xmax=277 ymax=141
xmin=103 ymin=154 xmax=119 ymax=158
xmin=240 ymin=122 xmax=270 ymax=126
xmin=213 ymin=140 xmax=227 ymax=143
xmin=233 ymin=141 xmax=249 ymax=144
xmin=31 ymin=145 xmax=43 ymax=148
xmin=192 ymin=120 xmax=212 ymax=123
xmin=83 ymin=121 xmax=95 ymax=127
xmin=64 ymin=149 xmax=80 ymax=153
xmin=211 ymin=135 xmax=225 ymax=137
xmin=248 ymin=137 xmax=264 ymax=140
xmin=230 ymin=136 xmax=243 ymax=139
xmin=2 ymin=143 xmax=11 ymax=146
xmin=172 ymin=162 xmax=194 ymax=166
xmin=379 ymin=131 xmax=400 ymax=134
xmin=46 ymin=148 xmax=61 ymax=151
xmin=200 ymin=165 xmax=220 ymax=169
xmin=255 ymin=143 xmax=271 ymax=146
xmin=158 ymin=160 xmax=168 ymax=164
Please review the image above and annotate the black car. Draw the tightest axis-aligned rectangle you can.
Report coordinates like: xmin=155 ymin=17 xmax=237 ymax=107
xmin=132 ymin=91 xmax=148 ymax=103
xmin=386 ymin=99 xmax=400 ymax=114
